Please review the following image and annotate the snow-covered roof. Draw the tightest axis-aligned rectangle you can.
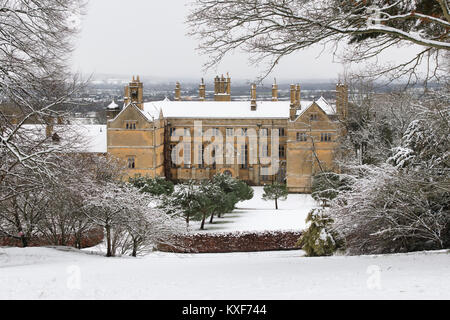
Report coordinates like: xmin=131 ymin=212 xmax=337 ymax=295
xmin=296 ymin=97 xmax=336 ymax=118
xmin=142 ymin=100 xmax=318 ymax=120
xmin=20 ymin=124 xmax=107 ymax=153
xmin=107 ymin=100 xmax=119 ymax=110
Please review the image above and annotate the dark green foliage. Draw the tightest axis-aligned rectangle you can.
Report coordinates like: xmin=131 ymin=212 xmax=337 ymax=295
xmin=129 ymin=176 xmax=174 ymax=196
xmin=311 ymin=172 xmax=352 ymax=206
xmin=297 ymin=209 xmax=341 ymax=257
xmin=262 ymin=182 xmax=288 ymax=210
xmin=167 ymin=174 xmax=254 ymax=229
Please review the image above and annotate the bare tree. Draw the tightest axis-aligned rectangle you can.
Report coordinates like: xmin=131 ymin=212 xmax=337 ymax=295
xmin=0 ymin=0 xmax=86 ymax=205
xmin=187 ymin=0 xmax=450 ymax=83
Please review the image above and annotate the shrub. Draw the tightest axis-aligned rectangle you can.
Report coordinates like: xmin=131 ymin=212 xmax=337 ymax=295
xmin=297 ymin=209 xmax=341 ymax=257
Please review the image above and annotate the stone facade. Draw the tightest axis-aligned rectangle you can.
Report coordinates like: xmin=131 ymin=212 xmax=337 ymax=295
xmin=106 ymin=76 xmax=348 ymax=192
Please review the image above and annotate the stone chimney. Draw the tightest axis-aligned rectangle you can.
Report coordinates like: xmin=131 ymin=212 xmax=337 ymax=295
xmin=250 ymin=84 xmax=257 ymax=111
xmin=272 ymin=78 xmax=278 ymax=102
xmin=214 ymin=74 xmax=231 ymax=101
xmin=336 ymin=83 xmax=349 ymax=119
xmin=175 ymin=82 xmax=181 ymax=101
xmin=290 ymin=84 xmax=296 ymax=108
xmin=124 ymin=76 xmax=144 ymax=110
xmin=295 ymin=84 xmax=301 ymax=109
xmin=199 ymin=78 xmax=206 ymax=101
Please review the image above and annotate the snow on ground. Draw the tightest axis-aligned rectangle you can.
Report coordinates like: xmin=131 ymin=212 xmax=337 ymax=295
xmin=0 ymin=247 xmax=448 ymax=300
xmin=190 ymin=187 xmax=317 ymax=233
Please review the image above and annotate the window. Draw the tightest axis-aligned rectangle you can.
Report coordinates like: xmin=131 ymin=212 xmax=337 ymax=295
xmin=278 ymin=128 xmax=285 ymax=137
xmin=240 ymin=144 xmax=248 ymax=169
xmin=279 ymin=145 xmax=285 ymax=158
xmin=310 ymin=113 xmax=318 ymax=121
xmin=321 ymin=133 xmax=332 ymax=142
xmin=169 ymin=145 xmax=177 ymax=168
xmin=183 ymin=143 xmax=191 ymax=168
xmin=226 ymin=128 xmax=234 ymax=136
xmin=127 ymin=157 xmax=136 ymax=169
xmin=125 ymin=121 xmax=137 ymax=130
xmin=261 ymin=144 xmax=268 ymax=157
xmin=198 ymin=145 xmax=204 ymax=168
xmin=169 ymin=127 xmax=176 ymax=137
xmin=297 ymin=132 xmax=308 ymax=142
xmin=260 ymin=128 xmax=268 ymax=136
xmin=241 ymin=128 xmax=248 ymax=136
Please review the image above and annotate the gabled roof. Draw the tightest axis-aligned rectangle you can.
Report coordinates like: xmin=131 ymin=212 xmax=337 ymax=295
xmin=295 ymin=96 xmax=335 ymax=119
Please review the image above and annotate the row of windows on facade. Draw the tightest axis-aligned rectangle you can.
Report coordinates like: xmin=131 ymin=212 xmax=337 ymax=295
xmin=296 ymin=132 xmax=333 ymax=142
xmin=168 ymin=127 xmax=286 ymax=137
xmin=124 ymin=123 xmax=331 ymax=143
xmin=126 ymin=145 xmax=286 ymax=170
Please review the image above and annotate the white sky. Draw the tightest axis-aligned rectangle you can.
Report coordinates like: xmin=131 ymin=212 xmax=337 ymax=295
xmin=71 ymin=0 xmax=421 ymax=82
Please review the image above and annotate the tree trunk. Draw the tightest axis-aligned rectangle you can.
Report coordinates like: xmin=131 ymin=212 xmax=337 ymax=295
xmin=132 ymin=239 xmax=138 ymax=257
xmin=20 ymin=234 xmax=28 ymax=248
xmin=275 ymin=197 xmax=278 ymax=210
xmin=200 ymin=213 xmax=206 ymax=230
xmin=105 ymin=225 xmax=112 ymax=257
xmin=209 ymin=212 xmax=215 ymax=224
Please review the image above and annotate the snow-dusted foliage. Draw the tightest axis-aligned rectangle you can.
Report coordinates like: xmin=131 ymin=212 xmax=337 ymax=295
xmin=329 ymin=164 xmax=449 ymax=254
xmin=389 ymin=92 xmax=450 ymax=170
xmin=0 ymin=0 xmax=86 ymax=209
xmin=329 ymin=84 xmax=449 ymax=255
xmin=311 ymin=172 xmax=352 ymax=207
xmin=162 ymin=175 xmax=254 ymax=230
xmin=297 ymin=209 xmax=341 ymax=257
xmin=83 ymin=182 xmax=185 ymax=257
xmin=262 ymin=182 xmax=288 ymax=210
xmin=188 ymin=0 xmax=449 ymax=82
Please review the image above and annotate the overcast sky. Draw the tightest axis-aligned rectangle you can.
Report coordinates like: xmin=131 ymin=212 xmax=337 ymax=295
xmin=71 ymin=0 xmax=418 ymax=83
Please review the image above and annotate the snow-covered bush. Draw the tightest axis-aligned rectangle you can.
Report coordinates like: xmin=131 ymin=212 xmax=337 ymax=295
xmin=329 ymin=164 xmax=449 ymax=255
xmin=297 ymin=209 xmax=341 ymax=257
xmin=128 ymin=176 xmax=174 ymax=196
xmin=311 ymin=172 xmax=352 ymax=207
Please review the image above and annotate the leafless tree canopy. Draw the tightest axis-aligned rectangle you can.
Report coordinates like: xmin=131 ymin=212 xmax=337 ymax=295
xmin=187 ymin=0 xmax=450 ymax=82
xmin=0 ymin=0 xmax=86 ymax=201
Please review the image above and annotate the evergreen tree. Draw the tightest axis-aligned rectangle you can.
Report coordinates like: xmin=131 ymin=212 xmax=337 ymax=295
xmin=262 ymin=183 xmax=288 ymax=210
xmin=297 ymin=209 xmax=341 ymax=257
xmin=129 ymin=176 xmax=174 ymax=196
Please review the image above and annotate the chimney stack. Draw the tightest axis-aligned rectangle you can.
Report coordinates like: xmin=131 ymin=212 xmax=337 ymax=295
xmin=290 ymin=84 xmax=296 ymax=108
xmin=199 ymin=78 xmax=206 ymax=101
xmin=175 ymin=82 xmax=181 ymax=101
xmin=336 ymin=83 xmax=349 ymax=119
xmin=251 ymin=84 xmax=257 ymax=111
xmin=272 ymin=78 xmax=278 ymax=102
xmin=295 ymin=84 xmax=301 ymax=109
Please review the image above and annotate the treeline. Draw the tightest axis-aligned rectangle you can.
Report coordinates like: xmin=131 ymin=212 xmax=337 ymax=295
xmin=129 ymin=174 xmax=254 ymax=231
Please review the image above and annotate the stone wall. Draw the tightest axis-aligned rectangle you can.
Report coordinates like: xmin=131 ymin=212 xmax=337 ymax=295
xmin=158 ymin=230 xmax=302 ymax=253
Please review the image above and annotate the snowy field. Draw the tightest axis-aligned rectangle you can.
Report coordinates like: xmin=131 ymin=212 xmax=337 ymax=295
xmin=0 ymin=247 xmax=448 ymax=300
xmin=190 ymin=187 xmax=317 ymax=232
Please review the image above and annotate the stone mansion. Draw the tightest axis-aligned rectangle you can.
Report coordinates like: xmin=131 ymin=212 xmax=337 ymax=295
xmin=105 ymin=75 xmax=348 ymax=193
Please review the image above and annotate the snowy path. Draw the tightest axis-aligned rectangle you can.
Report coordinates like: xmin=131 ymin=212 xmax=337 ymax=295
xmin=190 ymin=187 xmax=317 ymax=233
xmin=0 ymin=247 xmax=448 ymax=299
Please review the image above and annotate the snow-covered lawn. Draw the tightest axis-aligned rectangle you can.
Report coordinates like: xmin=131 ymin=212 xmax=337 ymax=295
xmin=190 ymin=187 xmax=317 ymax=233
xmin=0 ymin=247 xmax=448 ymax=299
